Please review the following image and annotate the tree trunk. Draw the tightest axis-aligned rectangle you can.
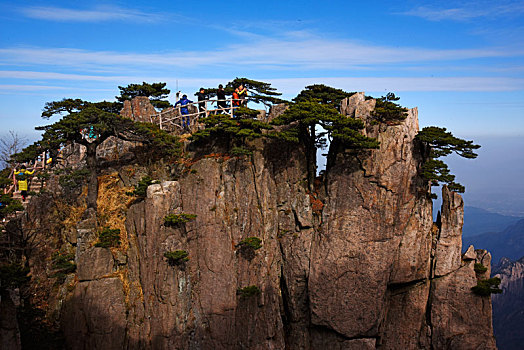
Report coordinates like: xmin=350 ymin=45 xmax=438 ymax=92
xmin=304 ymin=124 xmax=317 ymax=190
xmin=86 ymin=143 xmax=98 ymax=210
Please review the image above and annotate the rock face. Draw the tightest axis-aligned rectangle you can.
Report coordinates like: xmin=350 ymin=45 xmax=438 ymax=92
xmin=121 ymin=96 xmax=159 ymax=123
xmin=492 ymin=256 xmax=524 ymax=350
xmin=18 ymin=95 xmax=497 ymax=349
xmin=0 ymin=290 xmax=21 ymax=350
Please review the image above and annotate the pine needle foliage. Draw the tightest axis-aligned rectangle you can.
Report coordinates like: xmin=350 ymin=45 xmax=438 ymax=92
xmin=164 ymin=213 xmax=197 ymax=227
xmin=237 ymin=237 xmax=262 ymax=250
xmin=416 ymin=126 xmax=480 ymax=194
xmin=0 ymin=168 xmax=12 ymax=187
xmin=0 ymin=194 xmax=24 ymax=218
xmin=293 ymin=84 xmax=355 ymax=108
xmin=471 ymin=277 xmax=502 ymax=297
xmin=272 ymin=100 xmax=378 ymax=149
xmin=237 ymin=285 xmax=261 ymax=298
xmin=94 ymin=228 xmax=121 ymax=248
xmin=58 ymin=168 xmax=90 ymax=190
xmin=164 ymin=250 xmax=189 ymax=265
xmin=25 ymin=97 xmax=181 ymax=209
xmin=190 ymin=109 xmax=272 ymax=155
xmin=371 ymin=93 xmax=408 ymax=123
xmin=227 ymin=78 xmax=286 ymax=106
xmin=204 ymin=78 xmax=286 ymax=106
xmin=474 ymin=263 xmax=488 ymax=274
xmin=116 ymin=82 xmax=171 ymax=109
xmin=126 ymin=176 xmax=155 ymax=200
xmin=50 ymin=252 xmax=76 ymax=283
xmin=0 ymin=263 xmax=30 ymax=291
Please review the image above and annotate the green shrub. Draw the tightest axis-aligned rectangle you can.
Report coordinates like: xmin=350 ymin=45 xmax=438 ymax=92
xmin=237 ymin=285 xmax=261 ymax=298
xmin=471 ymin=277 xmax=502 ymax=297
xmin=0 ymin=168 xmax=13 ymax=188
xmin=474 ymin=263 xmax=488 ymax=274
xmin=164 ymin=213 xmax=197 ymax=227
xmin=164 ymin=250 xmax=189 ymax=266
xmin=0 ymin=263 xmax=30 ymax=291
xmin=58 ymin=168 xmax=90 ymax=189
xmin=230 ymin=147 xmax=253 ymax=156
xmin=94 ymin=228 xmax=121 ymax=248
xmin=236 ymin=237 xmax=262 ymax=260
xmin=0 ymin=194 xmax=24 ymax=218
xmin=126 ymin=176 xmax=156 ymax=199
xmin=237 ymin=237 xmax=262 ymax=250
xmin=50 ymin=252 xmax=76 ymax=283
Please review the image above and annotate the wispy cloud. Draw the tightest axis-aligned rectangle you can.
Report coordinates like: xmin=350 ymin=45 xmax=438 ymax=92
xmin=0 ymin=84 xmax=64 ymax=91
xmin=269 ymin=77 xmax=524 ymax=93
xmin=402 ymin=1 xmax=524 ymax=21
xmin=0 ymin=35 xmax=521 ymax=73
xmin=2 ymin=72 xmax=523 ymax=93
xmin=19 ymin=5 xmax=166 ymax=23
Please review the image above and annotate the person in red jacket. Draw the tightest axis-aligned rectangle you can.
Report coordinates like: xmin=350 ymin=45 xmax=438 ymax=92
xmin=235 ymin=84 xmax=247 ymax=106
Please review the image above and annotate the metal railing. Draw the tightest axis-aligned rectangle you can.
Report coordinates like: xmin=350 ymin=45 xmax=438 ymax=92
xmin=151 ymin=97 xmax=246 ymax=131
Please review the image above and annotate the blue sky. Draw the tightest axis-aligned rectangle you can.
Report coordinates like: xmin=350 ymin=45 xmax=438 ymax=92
xmin=1 ymin=0 xmax=523 ymax=214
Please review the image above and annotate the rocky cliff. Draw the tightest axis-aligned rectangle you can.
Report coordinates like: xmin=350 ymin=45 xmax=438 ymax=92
xmin=492 ymin=256 xmax=524 ymax=350
xmin=4 ymin=94 xmax=497 ymax=349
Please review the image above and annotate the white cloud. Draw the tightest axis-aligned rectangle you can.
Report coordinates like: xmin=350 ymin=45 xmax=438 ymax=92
xmin=0 ymin=36 xmax=520 ymax=73
xmin=0 ymin=84 xmax=63 ymax=91
xmin=269 ymin=77 xmax=524 ymax=93
xmin=1 ymin=73 xmax=523 ymax=94
xmin=402 ymin=2 xmax=524 ymax=21
xmin=19 ymin=5 xmax=166 ymax=23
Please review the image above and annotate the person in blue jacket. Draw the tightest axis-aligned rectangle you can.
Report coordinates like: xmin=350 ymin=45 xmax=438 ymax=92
xmin=174 ymin=94 xmax=193 ymax=130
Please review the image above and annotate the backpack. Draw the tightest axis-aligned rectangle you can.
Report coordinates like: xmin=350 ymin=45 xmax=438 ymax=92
xmin=16 ymin=171 xmax=26 ymax=181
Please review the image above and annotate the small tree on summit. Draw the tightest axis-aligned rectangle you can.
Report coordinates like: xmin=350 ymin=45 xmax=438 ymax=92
xmin=293 ymin=84 xmax=355 ymax=109
xmin=416 ymin=126 xmax=480 ymax=196
xmin=371 ymin=93 xmax=408 ymax=124
xmin=117 ymin=82 xmax=171 ymax=109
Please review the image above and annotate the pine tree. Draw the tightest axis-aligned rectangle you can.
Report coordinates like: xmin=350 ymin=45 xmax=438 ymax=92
xmin=24 ymin=100 xmax=180 ymax=209
xmin=116 ymin=82 xmax=171 ymax=109
xmin=272 ymin=89 xmax=379 ymax=186
xmin=416 ymin=126 xmax=480 ymax=195
xmin=293 ymin=84 xmax=355 ymax=109
xmin=371 ymin=92 xmax=408 ymax=124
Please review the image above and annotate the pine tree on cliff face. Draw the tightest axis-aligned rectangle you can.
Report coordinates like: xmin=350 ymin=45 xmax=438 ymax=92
xmin=272 ymin=85 xmax=379 ymax=187
xmin=22 ymin=99 xmax=180 ymax=210
xmin=416 ymin=126 xmax=480 ymax=196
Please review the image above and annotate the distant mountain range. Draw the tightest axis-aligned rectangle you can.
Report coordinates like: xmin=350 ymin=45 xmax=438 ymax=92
xmin=463 ymin=218 xmax=524 ymax=265
xmin=492 ymin=257 xmax=524 ymax=350
xmin=461 ymin=207 xmax=524 ymax=350
xmin=462 ymin=206 xmax=523 ymax=238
